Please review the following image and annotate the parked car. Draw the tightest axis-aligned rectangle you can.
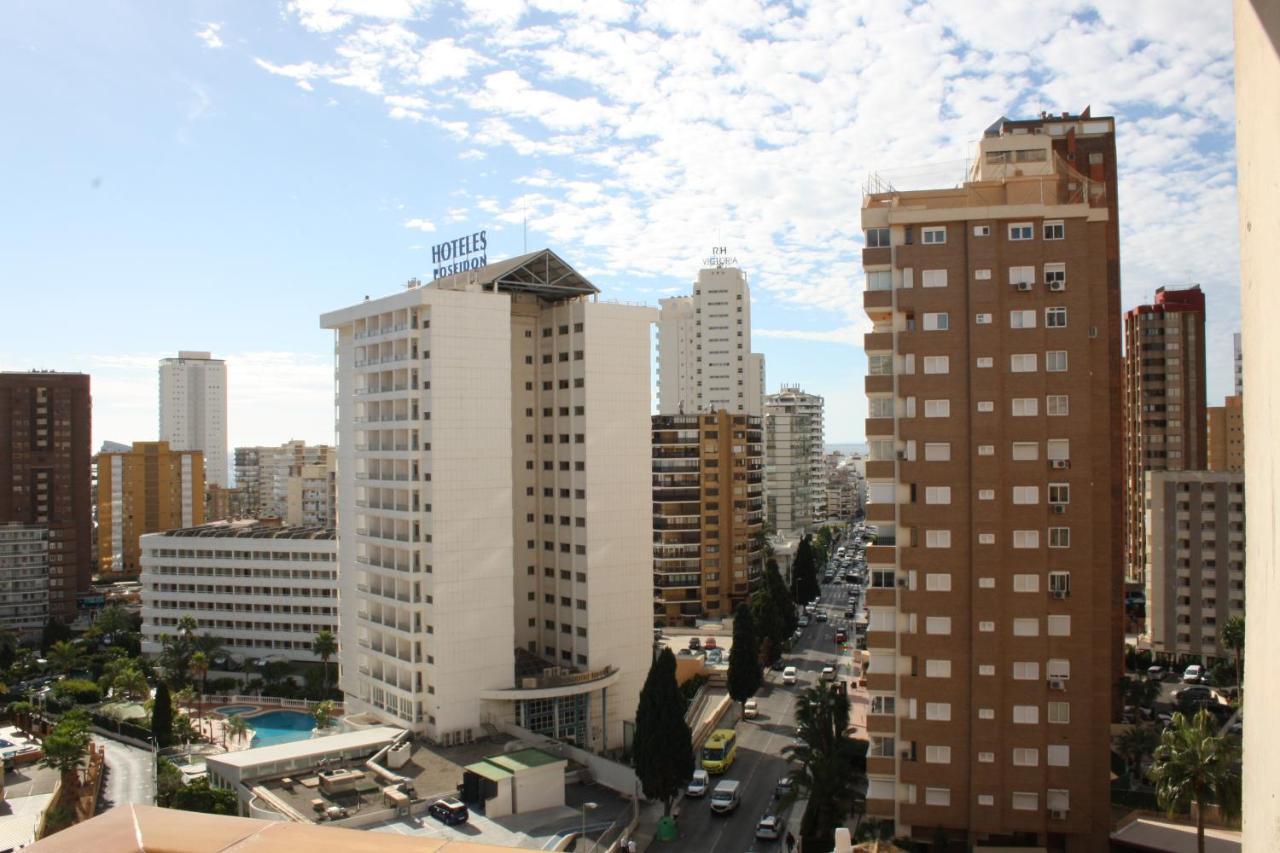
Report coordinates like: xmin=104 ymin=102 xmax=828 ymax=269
xmin=816 ymin=612 xmax=828 ymax=623
xmin=820 ymin=666 xmax=836 ymax=682
xmin=686 ymin=768 xmax=710 ymax=797
xmin=755 ymin=815 xmax=782 ymax=840
xmin=775 ymin=774 xmax=795 ymax=798
xmin=783 ymin=666 xmax=798 ymax=686
xmin=704 ymin=638 xmax=718 ymax=650
xmin=834 ymin=630 xmax=847 ymax=644
xmin=770 ymin=659 xmax=786 ymax=672
xmin=1182 ymin=664 xmax=1205 ymax=684
xmin=798 ymin=616 xmax=810 ymax=627
xmin=1146 ymin=665 xmax=1168 ymax=681
xmin=428 ymin=798 xmax=469 ymax=826
xmin=743 ymin=699 xmax=759 ymax=719
xmin=1173 ymin=685 xmax=1217 ymax=706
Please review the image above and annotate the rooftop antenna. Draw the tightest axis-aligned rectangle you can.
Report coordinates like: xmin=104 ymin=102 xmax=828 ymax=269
xmin=523 ymin=202 xmax=528 ymax=253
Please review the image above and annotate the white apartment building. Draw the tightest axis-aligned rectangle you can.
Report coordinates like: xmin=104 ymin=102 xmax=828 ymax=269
xmin=285 ymin=457 xmax=336 ymax=527
xmin=764 ymin=385 xmax=825 ymax=536
xmin=0 ymin=524 xmax=51 ymax=639
xmin=139 ymin=521 xmax=337 ymax=663
xmin=234 ymin=441 xmax=333 ymax=521
xmin=657 ymin=265 xmax=765 ymax=416
xmin=160 ymin=351 xmax=228 ymax=487
xmin=321 ymin=249 xmax=654 ymax=751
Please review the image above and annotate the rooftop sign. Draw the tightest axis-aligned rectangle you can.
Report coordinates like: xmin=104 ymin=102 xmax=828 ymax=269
xmin=432 ymin=230 xmax=488 ymax=279
xmin=703 ymin=245 xmax=739 ymax=268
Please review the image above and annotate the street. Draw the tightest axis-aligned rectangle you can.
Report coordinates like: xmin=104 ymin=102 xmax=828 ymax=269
xmin=666 ymin=561 xmax=861 ymax=852
xmin=97 ymin=737 xmax=156 ymax=811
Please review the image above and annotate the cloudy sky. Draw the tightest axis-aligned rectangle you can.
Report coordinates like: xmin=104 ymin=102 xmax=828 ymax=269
xmin=1 ymin=1 xmax=1239 ymax=456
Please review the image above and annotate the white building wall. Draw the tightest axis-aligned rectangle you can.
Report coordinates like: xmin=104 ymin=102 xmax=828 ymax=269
xmin=656 ymin=297 xmax=696 ymax=415
xmin=159 ymin=351 xmax=228 ymax=487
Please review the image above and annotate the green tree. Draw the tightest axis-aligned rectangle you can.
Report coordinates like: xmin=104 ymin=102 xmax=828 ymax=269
xmin=167 ymin=776 xmax=240 ymax=815
xmin=1149 ymin=709 xmax=1242 ymax=853
xmin=48 ymin=640 xmax=81 ymax=674
xmin=765 ymin=560 xmax=797 ymax=634
xmin=51 ymin=678 xmax=101 ymax=707
xmin=728 ymin=604 xmax=762 ymax=710
xmin=112 ymin=664 xmax=150 ymax=701
xmin=1122 ymin=675 xmax=1161 ymax=711
xmin=784 ymin=685 xmax=865 ymax=850
xmin=750 ymin=585 xmax=785 ymax=666
xmin=41 ymin=618 xmax=73 ymax=652
xmin=152 ymin=681 xmax=174 ymax=748
xmin=312 ymin=699 xmax=336 ymax=729
xmin=1220 ymin=616 xmax=1245 ymax=697
xmin=225 ymin=713 xmax=250 ymax=747
xmin=633 ymin=648 xmax=694 ymax=817
xmin=190 ymin=651 xmax=210 ymax=697
xmin=1116 ymin=724 xmax=1160 ymax=783
xmin=312 ymin=629 xmax=338 ymax=694
xmin=41 ymin=715 xmax=91 ymax=787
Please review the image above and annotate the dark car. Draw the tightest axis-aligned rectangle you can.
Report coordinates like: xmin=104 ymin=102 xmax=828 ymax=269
xmin=1173 ymin=685 xmax=1217 ymax=710
xmin=688 ymin=637 xmax=702 ymax=651
xmin=428 ymin=797 xmax=469 ymax=826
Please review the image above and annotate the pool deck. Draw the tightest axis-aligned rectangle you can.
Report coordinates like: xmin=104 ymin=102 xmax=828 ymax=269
xmin=190 ymin=701 xmax=343 ymax=754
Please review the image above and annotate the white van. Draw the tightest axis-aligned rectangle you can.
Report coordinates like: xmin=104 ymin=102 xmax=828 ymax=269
xmin=710 ymin=779 xmax=741 ymax=814
xmin=782 ymin=666 xmax=798 ymax=685
xmin=686 ymin=768 xmax=709 ymax=797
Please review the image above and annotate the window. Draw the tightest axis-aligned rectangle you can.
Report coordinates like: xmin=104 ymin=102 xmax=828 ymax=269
xmin=1012 ymin=792 xmax=1039 ymax=811
xmin=978 ymin=489 xmax=995 ymax=500
xmin=924 ymin=399 xmax=950 ymax=418
xmin=978 ymin=794 xmax=995 ymax=806
xmin=924 ymin=442 xmax=951 ymax=461
xmin=1044 ymin=220 xmax=1065 ymax=240
xmin=925 ymin=702 xmax=951 ymax=721
xmin=974 ymin=268 xmax=992 ymax=280
xmin=866 ymin=227 xmax=890 ymax=248
xmin=1046 ymin=307 xmax=1067 ymax=328
xmin=921 ymin=269 xmax=948 ymax=288
xmin=978 ymin=444 xmax=994 ymax=455
xmin=1013 ymin=574 xmax=1040 ymax=593
xmin=1013 ymin=530 xmax=1040 ymax=549
xmin=1049 ymin=571 xmax=1071 ymax=594
xmin=866 ymin=270 xmax=892 ymax=291
xmin=976 ymin=356 xmax=993 ymax=368
xmin=1012 ymin=441 xmax=1039 ymax=461
xmin=925 ymin=616 xmax=951 ymax=635
xmin=870 ymin=696 xmax=896 ymax=715
xmin=923 ymin=356 xmax=949 ymax=374
xmin=973 ymin=225 xmax=991 ymax=237
xmin=924 ymin=787 xmax=951 ymax=806
xmin=1048 ymin=616 xmax=1071 ymax=637
xmin=1013 ymin=748 xmax=1039 ymax=767
xmin=923 ymin=312 xmax=949 ymax=331
xmin=1046 ymin=350 xmax=1068 ymax=372
xmin=868 ymin=354 xmax=893 ymax=375
xmin=1011 ymin=353 xmax=1037 ymax=372
xmin=1047 ymin=395 xmax=1069 ymax=416
xmin=922 ymin=226 xmax=946 ymax=244
xmin=978 ymin=532 xmax=995 ymax=543
xmin=869 ymin=397 xmax=894 ymax=418
xmin=1013 ymin=661 xmax=1040 ymax=680
xmin=1048 ymin=745 xmax=1070 ymax=767
xmin=1012 ymin=398 xmax=1038 ymax=417
xmin=978 ymin=707 xmax=995 ymax=719
xmin=1009 ymin=222 xmax=1034 ymax=240
xmin=1049 ymin=483 xmax=1070 ymax=504
xmin=925 ymin=530 xmax=951 ymax=548
xmin=925 ymin=659 xmax=952 ymax=678
xmin=1010 ymin=309 xmax=1036 ymax=328
xmin=1048 ymin=701 xmax=1070 ymax=724
xmin=977 ymin=401 xmax=994 ymax=412
xmin=975 ymin=312 xmax=992 ymax=325
xmin=925 ymin=573 xmax=951 ymax=592
xmin=979 ymin=663 xmax=995 ymax=675
xmin=1044 ymin=263 xmax=1066 ymax=288
xmin=1010 ymin=265 xmax=1036 ymax=285
xmin=1013 ymin=618 xmax=1039 ymax=636
xmin=925 ymin=486 xmax=951 ymax=504
xmin=1012 ymin=486 xmax=1039 ymax=504
xmin=925 ymin=745 xmax=952 ymax=764
xmin=1013 ymin=705 xmax=1039 ymax=725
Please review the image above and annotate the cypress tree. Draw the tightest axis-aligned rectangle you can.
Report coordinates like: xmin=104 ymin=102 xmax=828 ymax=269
xmin=152 ymin=681 xmax=173 ymax=748
xmin=794 ymin=536 xmax=820 ymax=604
xmin=765 ymin=559 xmax=797 ymax=635
xmin=633 ymin=648 xmax=694 ymax=816
xmin=728 ymin=603 xmax=762 ymax=709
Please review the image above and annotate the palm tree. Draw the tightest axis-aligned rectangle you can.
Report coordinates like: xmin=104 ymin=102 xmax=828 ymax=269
xmin=1149 ymin=709 xmax=1242 ymax=853
xmin=225 ymin=713 xmax=250 ymax=748
xmin=48 ymin=640 xmax=80 ymax=674
xmin=783 ymin=685 xmax=865 ymax=849
xmin=174 ymin=685 xmax=196 ymax=741
xmin=1219 ymin=616 xmax=1244 ymax=698
xmin=312 ymin=699 xmax=336 ymax=730
xmin=111 ymin=666 xmax=150 ymax=702
xmin=312 ymin=629 xmax=337 ymax=695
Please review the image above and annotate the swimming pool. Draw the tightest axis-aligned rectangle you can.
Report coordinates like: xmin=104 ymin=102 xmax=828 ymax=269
xmin=247 ymin=710 xmax=316 ymax=747
xmin=214 ymin=704 xmax=258 ymax=717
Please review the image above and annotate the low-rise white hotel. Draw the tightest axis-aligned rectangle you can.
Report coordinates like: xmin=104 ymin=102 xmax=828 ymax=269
xmin=139 ymin=521 xmax=337 ymax=663
xmin=320 ymin=249 xmax=655 ymax=751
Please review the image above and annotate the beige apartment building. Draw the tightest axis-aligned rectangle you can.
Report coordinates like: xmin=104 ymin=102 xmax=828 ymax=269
xmin=97 ymin=441 xmax=205 ymax=576
xmin=860 ymin=111 xmax=1123 ymax=850
xmin=652 ymin=412 xmax=765 ymax=626
xmin=764 ymin=385 xmax=824 ymax=537
xmin=1206 ymin=394 xmax=1244 ymax=472
xmin=1122 ymin=285 xmax=1206 ymax=584
xmin=1143 ymin=470 xmax=1245 ymax=663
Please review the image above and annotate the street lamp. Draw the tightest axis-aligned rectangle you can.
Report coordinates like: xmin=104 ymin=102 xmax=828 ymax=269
xmin=580 ymin=801 xmax=598 ymax=852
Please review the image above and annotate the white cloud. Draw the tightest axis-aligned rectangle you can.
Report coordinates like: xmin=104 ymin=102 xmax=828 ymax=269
xmin=404 ymin=218 xmax=437 ymax=232
xmin=195 ymin=22 xmax=224 ymax=49
xmin=286 ymin=0 xmax=432 ymax=33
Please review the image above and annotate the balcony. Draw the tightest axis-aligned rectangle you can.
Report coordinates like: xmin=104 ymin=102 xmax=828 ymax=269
xmin=862 ymin=247 xmax=891 ymax=267
xmin=864 ymin=289 xmax=893 ymax=311
xmin=866 ymin=545 xmax=896 ymax=564
xmin=865 ymin=375 xmax=893 ymax=394
xmin=865 ymin=417 xmax=895 ymax=437
xmin=865 ymin=460 xmax=894 ymax=480
xmin=865 ymin=503 xmax=895 ymax=523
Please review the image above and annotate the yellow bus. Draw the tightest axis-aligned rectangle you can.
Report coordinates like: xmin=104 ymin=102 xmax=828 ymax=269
xmin=701 ymin=728 xmax=738 ymax=774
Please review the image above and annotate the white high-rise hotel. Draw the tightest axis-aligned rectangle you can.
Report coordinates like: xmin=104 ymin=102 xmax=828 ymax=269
xmin=657 ymin=261 xmax=766 ymax=416
xmin=159 ymin=351 xmax=228 ymax=487
xmin=322 ymin=250 xmax=654 ymax=750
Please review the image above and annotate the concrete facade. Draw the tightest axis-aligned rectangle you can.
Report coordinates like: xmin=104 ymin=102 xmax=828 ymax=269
xmin=322 ymin=250 xmax=653 ymax=752
xmin=764 ymin=385 xmax=824 ymax=537
xmin=97 ymin=441 xmax=205 ymax=576
xmin=159 ymin=352 xmax=228 ymax=488
xmin=859 ymin=112 xmax=1122 ymax=849
xmin=1143 ymin=470 xmax=1245 ymax=663
xmin=1206 ymin=394 xmax=1244 ymax=473
xmin=0 ymin=524 xmax=51 ymax=638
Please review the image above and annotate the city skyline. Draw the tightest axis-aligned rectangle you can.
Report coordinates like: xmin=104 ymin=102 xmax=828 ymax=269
xmin=0 ymin=1 xmax=1240 ymax=452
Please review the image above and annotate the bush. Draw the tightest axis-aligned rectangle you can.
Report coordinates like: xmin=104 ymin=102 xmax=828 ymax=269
xmin=167 ymin=777 xmax=239 ymax=815
xmin=51 ymin=678 xmax=101 ymax=707
xmin=207 ymin=677 xmax=238 ymax=694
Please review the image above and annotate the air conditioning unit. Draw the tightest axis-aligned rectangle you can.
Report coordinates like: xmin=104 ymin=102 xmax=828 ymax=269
xmin=1048 ymin=280 xmax=1066 ymax=291
xmin=1051 ymin=459 xmax=1071 ymax=469
xmin=900 ymin=750 xmax=915 ymax=761
xmin=1052 ymin=503 xmax=1067 ymax=514
xmin=1049 ymin=808 xmax=1069 ymax=820
xmin=896 ymin=450 xmax=906 ymax=460
xmin=1016 ymin=282 xmax=1033 ymax=292
xmin=896 ymin=578 xmax=909 ymax=588
xmin=1048 ymin=678 xmax=1067 ymax=691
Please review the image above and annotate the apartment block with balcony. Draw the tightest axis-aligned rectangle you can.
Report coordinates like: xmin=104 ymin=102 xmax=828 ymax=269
xmin=97 ymin=441 xmax=205 ymax=576
xmin=1144 ymin=470 xmax=1245 ymax=663
xmin=764 ymin=385 xmax=825 ymax=538
xmin=1122 ymin=285 xmax=1207 ymax=584
xmin=652 ymin=412 xmax=765 ymax=627
xmin=0 ymin=524 xmax=51 ymax=639
xmin=1207 ymin=394 xmax=1244 ymax=472
xmin=322 ymin=250 xmax=654 ymax=751
xmin=159 ymin=352 xmax=228 ymax=488
xmin=860 ymin=111 xmax=1123 ymax=851
xmin=139 ymin=521 xmax=337 ymax=663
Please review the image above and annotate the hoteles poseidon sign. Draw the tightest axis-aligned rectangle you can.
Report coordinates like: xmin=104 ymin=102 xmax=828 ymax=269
xmin=432 ymin=230 xmax=488 ymax=279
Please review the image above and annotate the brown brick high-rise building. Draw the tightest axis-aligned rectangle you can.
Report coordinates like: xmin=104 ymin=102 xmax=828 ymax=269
xmin=97 ymin=441 xmax=205 ymax=576
xmin=1122 ymin=285 xmax=1207 ymax=584
xmin=0 ymin=372 xmax=93 ymax=621
xmin=1207 ymin=394 xmax=1244 ymax=472
xmin=652 ymin=411 xmax=765 ymax=626
xmin=860 ymin=110 xmax=1122 ymax=850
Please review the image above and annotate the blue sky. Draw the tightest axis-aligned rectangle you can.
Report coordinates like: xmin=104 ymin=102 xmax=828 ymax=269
xmin=0 ymin=1 xmax=1239 ymax=450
